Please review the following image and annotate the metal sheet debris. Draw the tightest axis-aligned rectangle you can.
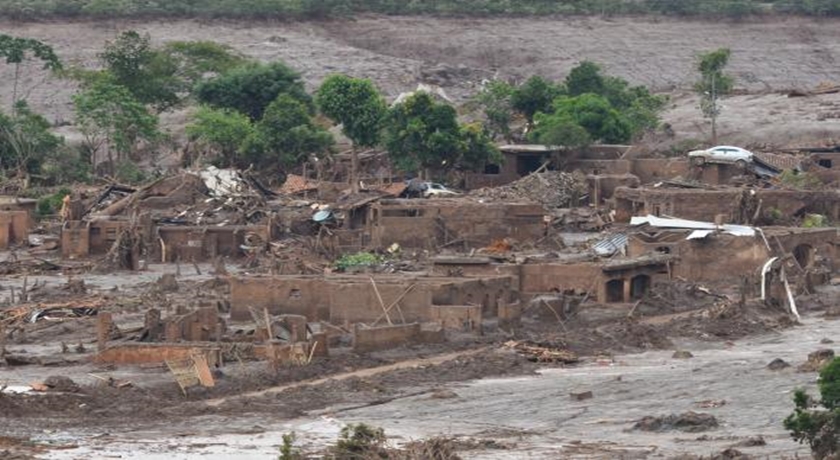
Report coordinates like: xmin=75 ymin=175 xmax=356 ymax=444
xmin=631 ymin=215 xmax=756 ymax=238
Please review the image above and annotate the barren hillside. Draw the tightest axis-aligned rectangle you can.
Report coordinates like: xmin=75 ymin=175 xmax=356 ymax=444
xmin=1 ymin=16 xmax=839 ymax=148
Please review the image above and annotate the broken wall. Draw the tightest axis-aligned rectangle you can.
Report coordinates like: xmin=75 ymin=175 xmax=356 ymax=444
xmin=155 ymin=225 xmax=269 ymax=262
xmin=353 ymin=323 xmax=421 ymax=353
xmin=614 ymin=187 xmax=840 ymax=223
xmin=0 ymin=210 xmax=29 ymax=249
xmin=61 ymin=221 xmax=90 ymax=259
xmin=630 ymin=159 xmax=690 ymax=184
xmin=675 ymin=235 xmax=771 ymax=282
xmin=229 ymin=275 xmax=515 ymax=324
xmin=370 ymin=200 xmax=544 ymax=250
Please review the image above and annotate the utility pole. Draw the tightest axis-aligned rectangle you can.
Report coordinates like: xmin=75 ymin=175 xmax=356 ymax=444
xmin=710 ymin=73 xmax=718 ymax=145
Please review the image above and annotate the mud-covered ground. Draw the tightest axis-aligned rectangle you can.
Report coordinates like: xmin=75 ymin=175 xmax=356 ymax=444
xmin=1 ymin=16 xmax=840 ymax=150
xmin=1 ymin=258 xmax=834 ymax=458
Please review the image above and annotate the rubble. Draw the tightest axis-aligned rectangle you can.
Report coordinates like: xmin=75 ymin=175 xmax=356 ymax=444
xmin=503 ymin=340 xmax=579 ymax=364
xmin=798 ymin=349 xmax=835 ymax=372
xmin=470 ymin=171 xmax=588 ymax=208
xmin=633 ymin=412 xmax=719 ymax=433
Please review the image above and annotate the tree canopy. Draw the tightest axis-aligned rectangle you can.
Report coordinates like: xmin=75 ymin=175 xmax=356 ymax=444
xmin=383 ymin=92 xmax=498 ymax=173
xmin=0 ymin=101 xmax=63 ymax=176
xmin=186 ymin=106 xmax=254 ymax=168
xmin=785 ymin=357 xmax=840 ymax=459
xmin=240 ymin=94 xmax=333 ymax=170
xmin=195 ymin=61 xmax=312 ymax=121
xmin=72 ymin=80 xmax=160 ymax=165
xmin=511 ymin=76 xmax=561 ymax=124
xmin=316 ymin=74 xmax=386 ymax=149
xmin=474 ymin=80 xmax=515 ymax=141
xmin=99 ymin=31 xmax=182 ymax=111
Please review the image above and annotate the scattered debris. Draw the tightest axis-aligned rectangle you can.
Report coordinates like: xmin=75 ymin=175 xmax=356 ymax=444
xmin=799 ymin=349 xmax=835 ymax=372
xmin=731 ymin=436 xmax=767 ymax=447
xmin=695 ymin=400 xmax=726 ymax=409
xmin=570 ymin=391 xmax=593 ymax=401
xmin=767 ymin=358 xmax=791 ymax=371
xmin=503 ymin=340 xmax=579 ymax=364
xmin=471 ymin=171 xmax=588 ymax=208
xmin=633 ymin=412 xmax=719 ymax=433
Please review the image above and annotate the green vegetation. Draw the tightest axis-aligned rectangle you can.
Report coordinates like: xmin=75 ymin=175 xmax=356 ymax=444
xmin=383 ymin=92 xmax=500 ymax=174
xmin=527 ymin=61 xmax=666 ymax=146
xmin=803 ymin=213 xmax=829 ymax=228
xmin=241 ymin=94 xmax=333 ymax=169
xmin=195 ymin=61 xmax=312 ymax=121
xmin=278 ymin=432 xmax=303 ymax=460
xmin=778 ymin=170 xmax=822 ymax=190
xmin=335 ymin=252 xmax=383 ymax=271
xmin=0 ymin=101 xmax=63 ymax=180
xmin=317 ymin=74 xmax=387 ymax=191
xmin=36 ymin=187 xmax=71 ymax=216
xmin=186 ymin=107 xmax=255 ymax=167
xmin=474 ymin=80 xmax=515 ymax=141
xmin=72 ymin=79 xmax=161 ymax=172
xmin=5 ymin=0 xmax=840 ymax=20
xmin=785 ymin=357 xmax=840 ymax=459
xmin=695 ymin=48 xmax=734 ymax=144
xmin=0 ymin=35 xmax=62 ymax=107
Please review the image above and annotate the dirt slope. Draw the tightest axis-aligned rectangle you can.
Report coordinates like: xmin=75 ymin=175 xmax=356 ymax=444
xmin=1 ymin=16 xmax=839 ymax=148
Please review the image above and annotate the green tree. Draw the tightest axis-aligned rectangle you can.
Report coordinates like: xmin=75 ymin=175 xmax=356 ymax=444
xmin=785 ymin=357 xmax=840 ymax=459
xmin=316 ymin=74 xmax=386 ymax=191
xmin=565 ymin=61 xmax=605 ymax=97
xmin=564 ymin=61 xmax=667 ymax=138
xmin=382 ymin=91 xmax=462 ymax=174
xmin=186 ymin=106 xmax=254 ymax=167
xmin=0 ymin=34 xmax=62 ymax=110
xmin=695 ymin=48 xmax=734 ymax=144
xmin=100 ymin=30 xmax=181 ymax=111
xmin=195 ymin=61 xmax=312 ymax=121
xmin=240 ymin=94 xmax=333 ymax=170
xmin=0 ymin=101 xmax=63 ymax=181
xmin=511 ymin=76 xmax=562 ymax=125
xmin=72 ymin=80 xmax=160 ymax=172
xmin=458 ymin=122 xmax=502 ymax=171
xmin=163 ymin=40 xmax=247 ymax=86
xmin=548 ymin=93 xmax=633 ymax=143
xmin=529 ymin=113 xmax=591 ymax=149
xmin=475 ymin=80 xmax=515 ymax=141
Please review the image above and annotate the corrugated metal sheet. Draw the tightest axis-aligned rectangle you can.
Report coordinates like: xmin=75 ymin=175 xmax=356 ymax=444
xmin=592 ymin=232 xmax=628 ymax=256
xmin=631 ymin=215 xmax=755 ymax=238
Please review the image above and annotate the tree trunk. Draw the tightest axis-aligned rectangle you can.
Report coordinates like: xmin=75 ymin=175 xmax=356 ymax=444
xmin=351 ymin=147 xmax=359 ymax=193
xmin=11 ymin=63 xmax=19 ymax=112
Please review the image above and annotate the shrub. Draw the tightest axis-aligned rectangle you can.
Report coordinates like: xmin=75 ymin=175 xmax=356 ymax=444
xmin=785 ymin=357 xmax=840 ymax=459
xmin=778 ymin=170 xmax=822 ymax=190
xmin=332 ymin=423 xmax=386 ymax=459
xmin=36 ymin=187 xmax=71 ymax=216
xmin=335 ymin=252 xmax=382 ymax=271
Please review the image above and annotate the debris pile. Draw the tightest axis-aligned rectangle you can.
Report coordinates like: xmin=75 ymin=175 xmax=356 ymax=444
xmin=0 ymin=298 xmax=103 ymax=326
xmin=633 ymin=412 xmax=719 ymax=433
xmin=471 ymin=171 xmax=588 ymax=208
xmin=504 ymin=340 xmax=579 ymax=364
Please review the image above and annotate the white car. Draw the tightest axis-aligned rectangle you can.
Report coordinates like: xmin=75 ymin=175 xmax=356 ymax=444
xmin=688 ymin=145 xmax=754 ymax=168
xmin=422 ymin=183 xmax=460 ymax=198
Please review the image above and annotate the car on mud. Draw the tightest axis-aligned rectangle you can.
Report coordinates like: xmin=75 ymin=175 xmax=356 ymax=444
xmin=422 ymin=182 xmax=460 ymax=198
xmin=402 ymin=179 xmax=460 ymax=198
xmin=688 ymin=145 xmax=754 ymax=168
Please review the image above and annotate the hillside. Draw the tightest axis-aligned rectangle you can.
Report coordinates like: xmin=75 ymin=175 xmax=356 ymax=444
xmin=1 ymin=16 xmax=839 ymax=149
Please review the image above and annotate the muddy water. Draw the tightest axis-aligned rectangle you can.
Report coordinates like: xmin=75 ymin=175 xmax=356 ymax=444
xmin=38 ymin=313 xmax=837 ymax=459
